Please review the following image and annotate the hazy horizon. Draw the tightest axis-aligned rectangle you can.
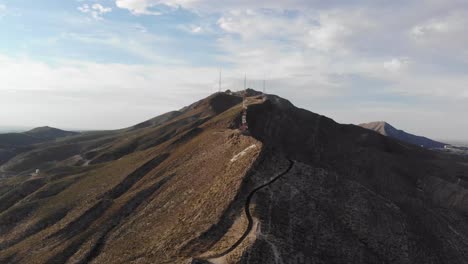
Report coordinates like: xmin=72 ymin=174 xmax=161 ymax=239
xmin=1 ymin=91 xmax=467 ymax=144
xmin=1 ymin=0 xmax=468 ymax=141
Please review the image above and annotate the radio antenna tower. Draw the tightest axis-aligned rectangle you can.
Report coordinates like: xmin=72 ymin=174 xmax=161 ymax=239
xmin=244 ymin=74 xmax=247 ymax=91
xmin=240 ymin=89 xmax=249 ymax=133
xmin=263 ymin=79 xmax=266 ymax=94
xmin=239 ymin=73 xmax=249 ymax=134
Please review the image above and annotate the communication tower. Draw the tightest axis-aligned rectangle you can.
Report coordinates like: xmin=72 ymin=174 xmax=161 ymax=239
xmin=240 ymin=89 xmax=248 ymax=133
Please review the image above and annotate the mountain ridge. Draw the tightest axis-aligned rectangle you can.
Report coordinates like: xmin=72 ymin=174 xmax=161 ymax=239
xmin=0 ymin=126 xmax=80 ymax=168
xmin=0 ymin=126 xmax=79 ymax=147
xmin=24 ymin=126 xmax=79 ymax=140
xmin=0 ymin=90 xmax=467 ymax=264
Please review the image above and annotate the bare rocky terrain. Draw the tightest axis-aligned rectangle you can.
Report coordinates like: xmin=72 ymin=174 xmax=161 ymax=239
xmin=0 ymin=90 xmax=467 ymax=264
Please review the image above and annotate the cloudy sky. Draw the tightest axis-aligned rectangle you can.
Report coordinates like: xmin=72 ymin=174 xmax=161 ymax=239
xmin=0 ymin=0 xmax=467 ymax=141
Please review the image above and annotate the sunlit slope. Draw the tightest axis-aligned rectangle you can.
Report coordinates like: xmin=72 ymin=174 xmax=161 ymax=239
xmin=0 ymin=92 xmax=263 ymax=263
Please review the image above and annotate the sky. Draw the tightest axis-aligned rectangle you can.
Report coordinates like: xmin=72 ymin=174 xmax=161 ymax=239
xmin=0 ymin=0 xmax=467 ymax=141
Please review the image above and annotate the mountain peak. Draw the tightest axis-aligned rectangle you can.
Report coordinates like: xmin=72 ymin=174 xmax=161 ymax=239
xmin=27 ymin=126 xmax=57 ymax=133
xmin=359 ymin=121 xmax=396 ymax=136
xmin=24 ymin=126 xmax=78 ymax=140
xmin=0 ymin=91 xmax=467 ymax=264
xmin=359 ymin=121 xmax=445 ymax=148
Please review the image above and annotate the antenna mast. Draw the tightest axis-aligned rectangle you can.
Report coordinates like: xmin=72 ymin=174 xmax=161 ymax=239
xmin=239 ymin=73 xmax=249 ymax=134
xmin=244 ymin=74 xmax=247 ymax=91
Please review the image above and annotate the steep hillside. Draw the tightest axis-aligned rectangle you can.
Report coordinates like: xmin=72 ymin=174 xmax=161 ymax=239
xmin=0 ymin=133 xmax=42 ymax=147
xmin=0 ymin=91 xmax=467 ymax=264
xmin=360 ymin=121 xmax=446 ymax=149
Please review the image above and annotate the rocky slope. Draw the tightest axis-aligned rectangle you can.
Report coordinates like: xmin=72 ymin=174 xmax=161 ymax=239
xmin=360 ymin=121 xmax=446 ymax=149
xmin=0 ymin=90 xmax=467 ymax=264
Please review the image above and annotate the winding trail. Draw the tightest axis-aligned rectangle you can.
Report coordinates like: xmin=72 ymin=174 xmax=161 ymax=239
xmin=193 ymin=159 xmax=295 ymax=263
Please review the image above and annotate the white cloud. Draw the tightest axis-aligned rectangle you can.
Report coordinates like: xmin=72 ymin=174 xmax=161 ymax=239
xmin=178 ymin=24 xmax=205 ymax=34
xmin=134 ymin=24 xmax=148 ymax=33
xmin=92 ymin=4 xmax=112 ymax=14
xmin=462 ymin=90 xmax=468 ymax=98
xmin=51 ymin=2 xmax=468 ymax=104
xmin=191 ymin=26 xmax=202 ymax=33
xmin=216 ymin=8 xmax=378 ymax=56
xmin=113 ymin=0 xmax=375 ymax=14
xmin=113 ymin=0 xmax=323 ymax=15
xmin=4 ymin=0 xmax=468 ymax=139
xmin=0 ymin=54 xmax=219 ymax=129
xmin=115 ymin=0 xmax=163 ymax=15
xmin=61 ymin=31 xmax=180 ymax=64
xmin=411 ymin=23 xmax=448 ymax=36
xmin=306 ymin=16 xmax=350 ymax=52
xmin=78 ymin=3 xmax=112 ymax=20
xmin=0 ymin=4 xmax=6 ymax=17
xmin=216 ymin=9 xmax=325 ymax=42
xmin=383 ymin=58 xmax=409 ymax=72
xmin=409 ymin=11 xmax=468 ymax=56
xmin=411 ymin=12 xmax=465 ymax=37
xmin=0 ymin=54 xmax=209 ymax=94
xmin=213 ymin=9 xmax=387 ymax=91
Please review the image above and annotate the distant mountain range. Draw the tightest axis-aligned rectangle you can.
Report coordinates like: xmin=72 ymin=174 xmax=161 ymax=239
xmin=0 ymin=126 xmax=78 ymax=147
xmin=359 ymin=121 xmax=446 ymax=149
xmin=0 ymin=126 xmax=79 ymax=167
